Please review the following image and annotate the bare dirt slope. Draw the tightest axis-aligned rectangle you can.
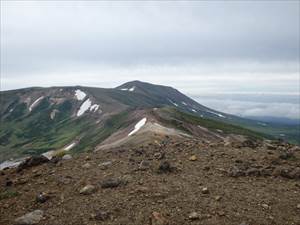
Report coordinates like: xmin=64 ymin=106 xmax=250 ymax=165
xmin=1 ymin=137 xmax=300 ymax=225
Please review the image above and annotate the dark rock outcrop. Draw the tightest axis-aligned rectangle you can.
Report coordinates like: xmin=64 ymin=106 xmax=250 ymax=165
xmin=17 ymin=156 xmax=49 ymax=172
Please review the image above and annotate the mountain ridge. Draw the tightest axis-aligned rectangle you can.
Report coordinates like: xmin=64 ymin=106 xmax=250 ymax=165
xmin=0 ymin=81 xmax=298 ymax=164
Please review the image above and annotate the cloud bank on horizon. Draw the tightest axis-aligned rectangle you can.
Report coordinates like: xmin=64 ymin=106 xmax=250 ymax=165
xmin=1 ymin=1 xmax=299 ymax=119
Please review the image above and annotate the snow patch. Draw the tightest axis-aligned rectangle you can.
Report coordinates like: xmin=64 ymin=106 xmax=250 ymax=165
xmin=191 ymin=109 xmax=197 ymax=113
xmin=42 ymin=150 xmax=55 ymax=160
xmin=207 ymin=110 xmax=226 ymax=118
xmin=128 ymin=118 xmax=147 ymax=136
xmin=64 ymin=142 xmax=76 ymax=151
xmin=168 ymin=99 xmax=178 ymax=107
xmin=257 ymin=122 xmax=267 ymax=126
xmin=77 ymin=99 xmax=92 ymax=116
xmin=182 ymin=101 xmax=187 ymax=106
xmin=50 ymin=109 xmax=59 ymax=120
xmin=129 ymin=86 xmax=135 ymax=91
xmin=9 ymin=108 xmax=14 ymax=113
xmin=29 ymin=96 xmax=44 ymax=112
xmin=90 ymin=104 xmax=100 ymax=112
xmin=120 ymin=86 xmax=135 ymax=92
xmin=75 ymin=89 xmax=86 ymax=100
xmin=0 ymin=159 xmax=23 ymax=170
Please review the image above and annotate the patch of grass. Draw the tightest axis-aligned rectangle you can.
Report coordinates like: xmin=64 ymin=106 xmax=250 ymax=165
xmin=244 ymin=123 xmax=300 ymax=145
xmin=0 ymin=131 xmax=13 ymax=146
xmin=0 ymin=190 xmax=19 ymax=201
xmin=6 ymin=103 xmax=27 ymax=121
xmin=72 ymin=110 xmax=132 ymax=153
xmin=157 ymin=107 xmax=267 ymax=140
xmin=53 ymin=150 xmax=67 ymax=158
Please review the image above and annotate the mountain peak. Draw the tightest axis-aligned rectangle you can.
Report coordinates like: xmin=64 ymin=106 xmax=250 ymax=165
xmin=116 ymin=80 xmax=173 ymax=90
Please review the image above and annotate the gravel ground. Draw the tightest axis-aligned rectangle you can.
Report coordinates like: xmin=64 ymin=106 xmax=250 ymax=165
xmin=1 ymin=138 xmax=300 ymax=225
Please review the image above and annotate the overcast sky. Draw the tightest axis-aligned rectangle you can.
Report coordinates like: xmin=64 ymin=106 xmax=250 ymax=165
xmin=1 ymin=1 xmax=299 ymax=119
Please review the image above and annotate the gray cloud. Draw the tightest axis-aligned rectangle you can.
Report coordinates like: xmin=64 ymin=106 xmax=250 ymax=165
xmin=1 ymin=1 xmax=299 ymax=74
xmin=1 ymin=1 xmax=299 ymax=119
xmin=194 ymin=96 xmax=300 ymax=119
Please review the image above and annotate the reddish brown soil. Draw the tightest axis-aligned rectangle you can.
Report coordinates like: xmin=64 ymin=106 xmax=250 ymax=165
xmin=1 ymin=138 xmax=300 ymax=225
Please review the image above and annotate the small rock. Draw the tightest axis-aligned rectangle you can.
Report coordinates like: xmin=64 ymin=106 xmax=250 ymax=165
xmin=290 ymin=145 xmax=300 ymax=151
xmin=246 ymin=168 xmax=261 ymax=176
xmin=297 ymin=204 xmax=300 ymax=209
xmin=79 ymin=185 xmax=96 ymax=195
xmin=138 ymin=160 xmax=150 ymax=171
xmin=91 ymin=210 xmax=110 ymax=221
xmin=62 ymin=154 xmax=72 ymax=160
xmin=224 ymin=141 xmax=231 ymax=147
xmin=49 ymin=156 xmax=61 ymax=164
xmin=157 ymin=161 xmax=173 ymax=173
xmin=241 ymin=139 xmax=259 ymax=148
xmin=261 ymin=203 xmax=269 ymax=209
xmin=217 ymin=211 xmax=225 ymax=216
xmin=215 ymin=196 xmax=222 ymax=201
xmin=189 ymin=155 xmax=197 ymax=161
xmin=188 ymin=212 xmax=200 ymax=220
xmin=239 ymin=222 xmax=249 ymax=225
xmin=135 ymin=186 xmax=149 ymax=193
xmin=228 ymin=165 xmax=245 ymax=177
xmin=15 ymin=210 xmax=44 ymax=225
xmin=266 ymin=143 xmax=277 ymax=150
xmin=151 ymin=211 xmax=169 ymax=225
xmin=36 ymin=192 xmax=49 ymax=203
xmin=122 ymin=175 xmax=133 ymax=184
xmin=278 ymin=168 xmax=296 ymax=179
xmin=203 ymin=166 xmax=210 ymax=171
xmin=279 ymin=152 xmax=293 ymax=160
xmin=98 ymin=161 xmax=112 ymax=170
xmin=5 ymin=178 xmax=13 ymax=187
xmin=289 ymin=167 xmax=300 ymax=179
xmin=33 ymin=172 xmax=42 ymax=178
xmin=201 ymin=187 xmax=209 ymax=194
xmin=82 ymin=163 xmax=91 ymax=169
xmin=154 ymin=152 xmax=165 ymax=160
xmin=101 ymin=178 xmax=124 ymax=189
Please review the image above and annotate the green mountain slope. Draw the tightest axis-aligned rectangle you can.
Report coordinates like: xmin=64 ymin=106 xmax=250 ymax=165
xmin=0 ymin=81 xmax=298 ymax=162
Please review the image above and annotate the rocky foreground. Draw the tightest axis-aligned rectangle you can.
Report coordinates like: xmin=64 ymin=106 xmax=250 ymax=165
xmin=0 ymin=138 xmax=300 ymax=225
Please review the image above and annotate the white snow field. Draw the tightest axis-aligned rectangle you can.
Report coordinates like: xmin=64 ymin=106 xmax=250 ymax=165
xmin=64 ymin=142 xmax=77 ymax=151
xmin=29 ymin=96 xmax=44 ymax=112
xmin=168 ymin=99 xmax=178 ymax=107
xmin=90 ymin=104 xmax=100 ymax=112
xmin=77 ymin=99 xmax=92 ymax=116
xmin=128 ymin=117 xmax=147 ymax=136
xmin=121 ymin=86 xmax=135 ymax=92
xmin=75 ymin=89 xmax=87 ymax=100
xmin=207 ymin=110 xmax=226 ymax=118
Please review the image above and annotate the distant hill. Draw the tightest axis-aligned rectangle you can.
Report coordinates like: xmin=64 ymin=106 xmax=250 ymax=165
xmin=0 ymin=81 xmax=298 ymax=162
